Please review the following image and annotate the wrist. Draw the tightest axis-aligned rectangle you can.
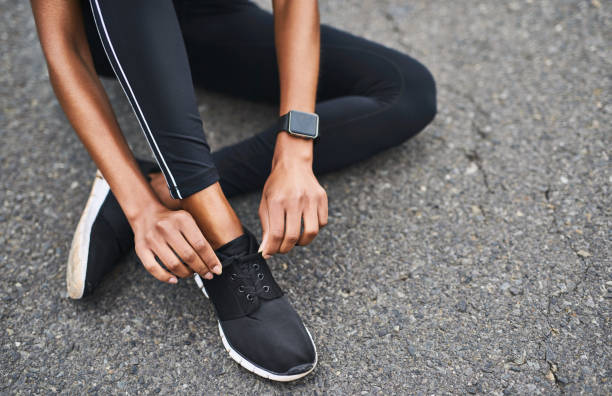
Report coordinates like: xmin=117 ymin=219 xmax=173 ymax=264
xmin=125 ymin=197 xmax=165 ymax=226
xmin=279 ymin=103 xmax=315 ymax=116
xmin=273 ymin=131 xmax=313 ymax=167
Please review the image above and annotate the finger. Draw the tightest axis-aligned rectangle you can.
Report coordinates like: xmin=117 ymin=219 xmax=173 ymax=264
xmin=136 ymin=247 xmax=177 ymax=284
xmin=263 ymin=198 xmax=286 ymax=257
xmin=258 ymin=199 xmax=270 ymax=254
xmin=165 ymin=231 xmax=208 ymax=277
xmin=297 ymin=205 xmax=319 ymax=246
xmin=178 ymin=214 xmax=222 ymax=275
xmin=318 ymin=191 xmax=328 ymax=227
xmin=152 ymin=243 xmax=193 ymax=278
xmin=279 ymin=205 xmax=301 ymax=253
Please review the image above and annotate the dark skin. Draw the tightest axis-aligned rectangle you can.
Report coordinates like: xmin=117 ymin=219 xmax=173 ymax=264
xmin=30 ymin=0 xmax=327 ymax=284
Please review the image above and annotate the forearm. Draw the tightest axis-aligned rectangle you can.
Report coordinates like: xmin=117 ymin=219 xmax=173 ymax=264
xmin=45 ymin=48 xmax=161 ymax=221
xmin=31 ymin=0 xmax=162 ymax=222
xmin=272 ymin=0 xmax=320 ymax=165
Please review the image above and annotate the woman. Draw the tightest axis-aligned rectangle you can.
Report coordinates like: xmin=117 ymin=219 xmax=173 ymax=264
xmin=31 ymin=0 xmax=436 ymax=381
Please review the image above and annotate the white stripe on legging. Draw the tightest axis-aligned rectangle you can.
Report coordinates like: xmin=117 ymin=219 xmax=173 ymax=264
xmin=89 ymin=0 xmax=183 ymax=198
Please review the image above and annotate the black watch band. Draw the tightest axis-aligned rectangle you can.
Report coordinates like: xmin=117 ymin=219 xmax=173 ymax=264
xmin=278 ymin=113 xmax=290 ymax=133
xmin=277 ymin=110 xmax=319 ymax=139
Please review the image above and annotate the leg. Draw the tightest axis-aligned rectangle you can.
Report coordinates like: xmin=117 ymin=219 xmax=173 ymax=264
xmin=85 ymin=0 xmax=244 ymax=247
xmin=82 ymin=5 xmax=317 ymax=379
xmin=176 ymin=1 xmax=436 ymax=197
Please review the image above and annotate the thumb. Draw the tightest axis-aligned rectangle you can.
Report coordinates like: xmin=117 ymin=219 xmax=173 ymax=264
xmin=258 ymin=199 xmax=270 ymax=255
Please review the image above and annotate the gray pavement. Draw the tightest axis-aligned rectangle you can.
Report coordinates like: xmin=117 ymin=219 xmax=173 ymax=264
xmin=1 ymin=0 xmax=610 ymax=394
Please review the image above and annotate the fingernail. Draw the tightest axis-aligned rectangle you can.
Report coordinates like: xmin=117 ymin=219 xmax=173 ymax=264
xmin=169 ymin=277 xmax=178 ymax=284
xmin=204 ymin=272 xmax=213 ymax=280
xmin=213 ymin=265 xmax=222 ymax=275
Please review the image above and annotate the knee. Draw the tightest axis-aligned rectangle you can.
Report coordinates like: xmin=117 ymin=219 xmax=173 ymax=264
xmin=374 ymin=59 xmax=437 ymax=148
xmin=416 ymin=66 xmax=437 ymax=126
xmin=397 ymin=60 xmax=437 ymax=130
xmin=379 ymin=61 xmax=436 ymax=147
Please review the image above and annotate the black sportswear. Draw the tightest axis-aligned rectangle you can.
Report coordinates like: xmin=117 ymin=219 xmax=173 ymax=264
xmin=81 ymin=0 xmax=436 ymax=199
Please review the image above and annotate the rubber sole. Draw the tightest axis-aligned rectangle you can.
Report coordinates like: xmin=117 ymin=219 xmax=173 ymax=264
xmin=193 ymin=274 xmax=317 ymax=381
xmin=66 ymin=171 xmax=110 ymax=299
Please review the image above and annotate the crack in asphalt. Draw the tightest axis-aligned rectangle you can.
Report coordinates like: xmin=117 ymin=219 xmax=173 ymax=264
xmin=536 ymin=185 xmax=593 ymax=388
xmin=464 ymin=150 xmax=493 ymax=194
xmin=439 ymin=83 xmax=495 ymax=196
xmin=543 ymin=188 xmax=592 ymax=315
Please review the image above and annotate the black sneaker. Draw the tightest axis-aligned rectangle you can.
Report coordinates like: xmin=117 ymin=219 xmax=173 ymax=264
xmin=194 ymin=230 xmax=317 ymax=381
xmin=66 ymin=159 xmax=159 ymax=299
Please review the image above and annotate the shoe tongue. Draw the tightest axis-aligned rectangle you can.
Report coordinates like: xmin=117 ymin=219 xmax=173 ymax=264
xmin=204 ymin=228 xmax=284 ymax=321
xmin=214 ymin=228 xmax=258 ymax=266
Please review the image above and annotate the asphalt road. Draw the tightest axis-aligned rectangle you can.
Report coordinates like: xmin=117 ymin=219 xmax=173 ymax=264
xmin=1 ymin=0 xmax=610 ymax=394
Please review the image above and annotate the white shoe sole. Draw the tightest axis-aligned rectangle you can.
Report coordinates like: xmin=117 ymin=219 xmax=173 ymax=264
xmin=194 ymin=274 xmax=317 ymax=381
xmin=66 ymin=171 xmax=110 ymax=299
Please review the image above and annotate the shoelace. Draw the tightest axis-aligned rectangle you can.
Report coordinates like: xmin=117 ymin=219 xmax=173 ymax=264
xmin=225 ymin=252 xmax=271 ymax=303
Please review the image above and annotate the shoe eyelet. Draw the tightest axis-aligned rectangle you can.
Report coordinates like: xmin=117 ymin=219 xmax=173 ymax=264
xmin=252 ymin=263 xmax=259 ymax=270
xmin=238 ymin=285 xmax=245 ymax=293
xmin=230 ymin=273 xmax=237 ymax=281
xmin=246 ymin=293 xmax=254 ymax=302
xmin=263 ymin=285 xmax=270 ymax=293
xmin=257 ymin=273 xmax=264 ymax=280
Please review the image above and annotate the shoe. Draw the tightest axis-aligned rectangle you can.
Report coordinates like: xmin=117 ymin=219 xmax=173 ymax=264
xmin=66 ymin=159 xmax=159 ymax=299
xmin=194 ymin=230 xmax=317 ymax=381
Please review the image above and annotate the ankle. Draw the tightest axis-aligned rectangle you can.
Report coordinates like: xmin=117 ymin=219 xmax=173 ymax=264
xmin=180 ymin=182 xmax=244 ymax=249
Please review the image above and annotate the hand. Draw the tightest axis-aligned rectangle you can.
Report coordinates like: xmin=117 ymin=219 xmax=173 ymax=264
xmin=131 ymin=204 xmax=222 ymax=283
xmin=258 ymin=158 xmax=328 ymax=258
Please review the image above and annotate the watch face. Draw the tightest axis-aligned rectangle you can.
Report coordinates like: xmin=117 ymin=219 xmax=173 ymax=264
xmin=289 ymin=111 xmax=319 ymax=138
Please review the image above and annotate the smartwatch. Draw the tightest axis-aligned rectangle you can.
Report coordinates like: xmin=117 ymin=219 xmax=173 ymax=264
xmin=277 ymin=110 xmax=319 ymax=139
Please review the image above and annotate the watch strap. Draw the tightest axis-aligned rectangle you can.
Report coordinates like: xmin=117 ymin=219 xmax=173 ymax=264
xmin=277 ymin=112 xmax=290 ymax=133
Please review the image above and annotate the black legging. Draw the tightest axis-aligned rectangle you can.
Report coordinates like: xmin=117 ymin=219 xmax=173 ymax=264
xmin=83 ymin=0 xmax=436 ymax=199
